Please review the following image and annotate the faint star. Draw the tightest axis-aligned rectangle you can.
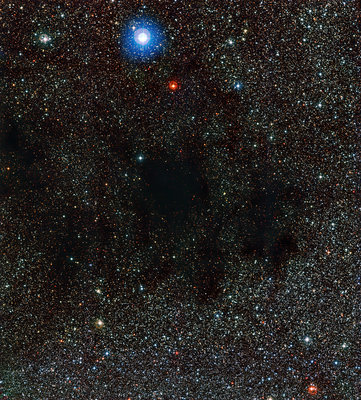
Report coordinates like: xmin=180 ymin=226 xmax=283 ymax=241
xmin=39 ymin=33 xmax=51 ymax=44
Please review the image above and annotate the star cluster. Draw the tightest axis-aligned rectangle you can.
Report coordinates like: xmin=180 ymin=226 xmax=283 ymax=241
xmin=0 ymin=1 xmax=359 ymax=399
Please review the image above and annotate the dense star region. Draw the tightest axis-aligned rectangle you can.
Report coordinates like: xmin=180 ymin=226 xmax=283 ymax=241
xmin=0 ymin=1 xmax=360 ymax=399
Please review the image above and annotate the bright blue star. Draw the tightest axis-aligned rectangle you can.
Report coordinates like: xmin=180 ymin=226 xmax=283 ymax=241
xmin=134 ymin=28 xmax=151 ymax=45
xmin=234 ymin=81 xmax=244 ymax=91
xmin=120 ymin=18 xmax=166 ymax=61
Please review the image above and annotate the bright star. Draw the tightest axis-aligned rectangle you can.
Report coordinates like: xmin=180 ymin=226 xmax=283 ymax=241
xmin=134 ymin=28 xmax=150 ymax=45
xmin=168 ymin=80 xmax=179 ymax=91
xmin=39 ymin=33 xmax=51 ymax=44
xmin=234 ymin=81 xmax=244 ymax=90
xmin=95 ymin=319 xmax=104 ymax=329
xmin=307 ymin=384 xmax=318 ymax=395
xmin=120 ymin=18 xmax=166 ymax=61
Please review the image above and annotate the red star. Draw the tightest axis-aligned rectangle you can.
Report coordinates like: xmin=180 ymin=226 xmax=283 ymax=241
xmin=168 ymin=80 xmax=179 ymax=91
xmin=307 ymin=384 xmax=318 ymax=395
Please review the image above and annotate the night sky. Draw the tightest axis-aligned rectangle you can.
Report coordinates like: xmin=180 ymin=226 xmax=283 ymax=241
xmin=0 ymin=1 xmax=360 ymax=399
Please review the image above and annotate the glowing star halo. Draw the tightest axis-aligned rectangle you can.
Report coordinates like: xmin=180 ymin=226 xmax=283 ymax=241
xmin=39 ymin=33 xmax=51 ymax=44
xmin=120 ymin=18 xmax=166 ymax=61
xmin=134 ymin=28 xmax=151 ymax=45
xmin=168 ymin=80 xmax=179 ymax=91
xmin=307 ymin=384 xmax=318 ymax=395
xmin=95 ymin=319 xmax=104 ymax=329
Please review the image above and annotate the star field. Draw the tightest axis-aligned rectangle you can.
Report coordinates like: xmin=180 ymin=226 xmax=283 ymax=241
xmin=0 ymin=1 xmax=360 ymax=399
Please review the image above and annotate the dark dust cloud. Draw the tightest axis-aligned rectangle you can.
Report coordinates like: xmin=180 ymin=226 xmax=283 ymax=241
xmin=0 ymin=1 xmax=359 ymax=399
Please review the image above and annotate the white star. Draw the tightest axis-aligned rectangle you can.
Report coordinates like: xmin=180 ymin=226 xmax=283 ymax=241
xmin=95 ymin=319 xmax=104 ymax=328
xmin=134 ymin=28 xmax=151 ymax=45
xmin=39 ymin=33 xmax=51 ymax=44
xmin=138 ymin=33 xmax=148 ymax=43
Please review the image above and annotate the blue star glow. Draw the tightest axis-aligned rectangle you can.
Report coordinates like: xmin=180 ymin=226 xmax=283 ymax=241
xmin=234 ymin=81 xmax=244 ymax=91
xmin=134 ymin=28 xmax=151 ymax=45
xmin=120 ymin=18 xmax=166 ymax=61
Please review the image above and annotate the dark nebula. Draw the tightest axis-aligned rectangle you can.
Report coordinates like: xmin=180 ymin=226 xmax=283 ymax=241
xmin=139 ymin=158 xmax=208 ymax=222
xmin=0 ymin=1 xmax=358 ymax=399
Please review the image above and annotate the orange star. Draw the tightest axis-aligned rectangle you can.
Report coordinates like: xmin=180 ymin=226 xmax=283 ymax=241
xmin=307 ymin=384 xmax=318 ymax=395
xmin=168 ymin=80 xmax=179 ymax=91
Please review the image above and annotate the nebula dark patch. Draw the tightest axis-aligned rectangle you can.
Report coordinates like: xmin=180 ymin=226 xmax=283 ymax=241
xmin=133 ymin=157 xmax=209 ymax=290
xmin=193 ymin=236 xmax=224 ymax=302
xmin=1 ymin=2 xmax=358 ymax=398
xmin=235 ymin=174 xmax=303 ymax=282
xmin=0 ymin=118 xmax=44 ymax=194
xmin=140 ymin=256 xmax=174 ymax=291
xmin=1 ymin=120 xmax=20 ymax=152
xmin=139 ymin=158 xmax=208 ymax=225
xmin=0 ymin=180 xmax=9 ymax=196
xmin=269 ymin=232 xmax=298 ymax=273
